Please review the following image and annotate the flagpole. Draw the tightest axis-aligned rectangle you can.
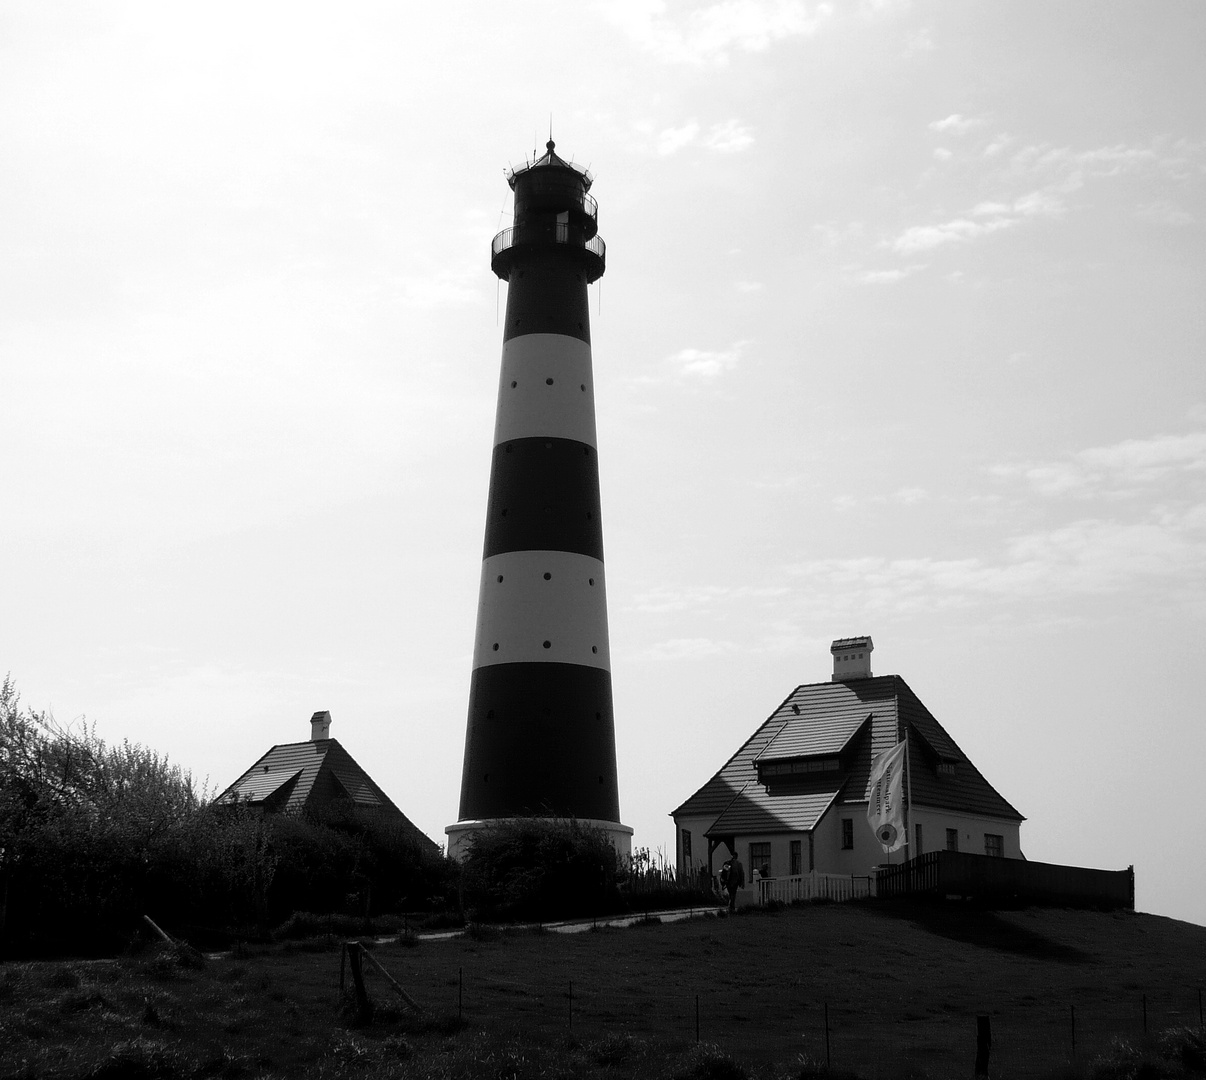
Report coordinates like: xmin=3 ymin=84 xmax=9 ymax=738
xmin=904 ymin=726 xmax=914 ymax=863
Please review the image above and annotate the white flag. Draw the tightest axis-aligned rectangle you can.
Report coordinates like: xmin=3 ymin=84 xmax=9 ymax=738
xmin=866 ymin=740 xmax=907 ymax=852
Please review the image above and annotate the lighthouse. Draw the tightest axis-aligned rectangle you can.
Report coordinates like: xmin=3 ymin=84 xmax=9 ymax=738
xmin=446 ymin=141 xmax=631 ymax=859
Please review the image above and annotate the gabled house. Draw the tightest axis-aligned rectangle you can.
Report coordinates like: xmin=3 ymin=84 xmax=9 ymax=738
xmin=672 ymin=638 xmax=1024 ymax=883
xmin=215 ymin=711 xmax=438 ymax=854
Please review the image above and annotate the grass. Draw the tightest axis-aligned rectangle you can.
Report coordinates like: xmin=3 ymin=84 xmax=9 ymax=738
xmin=2 ymin=903 xmax=1205 ymax=1079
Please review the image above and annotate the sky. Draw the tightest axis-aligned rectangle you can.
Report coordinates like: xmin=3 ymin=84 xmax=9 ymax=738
xmin=3 ymin=1 xmax=1205 ymax=924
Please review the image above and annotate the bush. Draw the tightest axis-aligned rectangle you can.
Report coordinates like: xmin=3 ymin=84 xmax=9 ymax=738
xmin=0 ymin=675 xmax=457 ymax=957
xmin=1090 ymin=1029 xmax=1206 ymax=1080
xmin=672 ymin=1044 xmax=749 ymax=1080
xmin=458 ymin=818 xmax=624 ymax=923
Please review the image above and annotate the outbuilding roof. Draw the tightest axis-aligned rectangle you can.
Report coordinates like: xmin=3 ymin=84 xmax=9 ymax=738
xmin=672 ymin=675 xmax=1023 ymax=838
xmin=214 ymin=737 xmax=435 ymax=852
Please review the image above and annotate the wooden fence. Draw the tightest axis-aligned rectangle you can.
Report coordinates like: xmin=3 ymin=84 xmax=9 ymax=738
xmin=756 ymin=870 xmax=874 ymax=905
xmin=874 ymin=850 xmax=1134 ymax=909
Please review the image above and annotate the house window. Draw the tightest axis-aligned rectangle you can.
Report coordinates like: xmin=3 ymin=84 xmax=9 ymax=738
xmin=682 ymin=829 xmax=692 ymax=862
xmin=841 ymin=818 xmax=854 ymax=849
xmin=790 ymin=840 xmax=802 ymax=876
xmin=946 ymin=828 xmax=958 ymax=852
xmin=914 ymin=823 xmax=923 ymax=853
xmin=985 ymin=833 xmax=1004 ymax=858
xmin=749 ymin=843 xmax=771 ymax=879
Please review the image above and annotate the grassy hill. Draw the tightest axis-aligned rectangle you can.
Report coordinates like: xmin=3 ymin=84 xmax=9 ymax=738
xmin=3 ymin=900 xmax=1205 ymax=1079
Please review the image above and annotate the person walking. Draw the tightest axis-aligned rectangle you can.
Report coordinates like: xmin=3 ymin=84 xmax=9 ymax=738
xmin=727 ymin=852 xmax=745 ymax=912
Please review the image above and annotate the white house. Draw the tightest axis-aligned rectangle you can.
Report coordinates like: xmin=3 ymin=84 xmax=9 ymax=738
xmin=671 ymin=637 xmax=1024 ymax=886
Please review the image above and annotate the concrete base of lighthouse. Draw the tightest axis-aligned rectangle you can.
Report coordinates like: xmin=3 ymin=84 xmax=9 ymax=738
xmin=445 ymin=818 xmax=633 ymax=863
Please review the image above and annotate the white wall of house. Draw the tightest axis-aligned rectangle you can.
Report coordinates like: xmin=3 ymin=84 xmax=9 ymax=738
xmin=904 ymin=805 xmax=1023 ymax=860
xmin=678 ymin=803 xmax=1023 ymax=881
xmin=819 ymin=802 xmax=1023 ymax=872
xmin=675 ymin=815 xmax=719 ymax=874
xmin=813 ymin=803 xmax=884 ymax=876
xmin=674 ymin=820 xmax=807 ymax=880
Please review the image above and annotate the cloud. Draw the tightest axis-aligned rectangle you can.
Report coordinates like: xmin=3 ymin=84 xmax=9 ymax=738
xmin=891 ymin=216 xmax=1014 ymax=254
xmin=703 ymin=119 xmax=755 ymax=152
xmin=666 ymin=340 xmax=749 ymax=380
xmin=654 ymin=119 xmax=754 ymax=155
xmin=857 ymin=264 xmax=925 ymax=284
xmin=628 ymin=583 xmax=789 ymax=614
xmin=891 ymin=188 xmax=1064 ymax=255
xmin=833 ymin=486 xmax=930 ymax=507
xmin=813 ymin=221 xmax=866 ymax=249
xmin=639 ymin=637 xmax=737 ymax=660
xmin=1137 ymin=200 xmax=1195 ymax=226
xmin=790 ymin=432 xmax=1206 ymax=623
xmin=1006 ymin=137 xmax=1201 ymax=188
xmin=657 ymin=122 xmax=701 ymax=155
xmin=890 ymin=135 xmax=1201 ymax=261
xmin=982 ymin=134 xmax=1012 ymax=158
xmin=602 ymin=0 xmax=832 ymax=65
xmin=395 ymin=267 xmax=480 ymax=308
xmin=788 ymin=505 xmax=1206 ymax=610
xmin=734 ymin=280 xmax=763 ymax=293
xmin=992 ymin=432 xmax=1206 ymax=498
xmin=902 ymin=27 xmax=935 ymax=55
xmin=928 ymin=113 xmax=982 ymax=135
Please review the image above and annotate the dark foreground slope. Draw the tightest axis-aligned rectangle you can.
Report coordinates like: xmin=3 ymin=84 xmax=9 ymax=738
xmin=2 ymin=902 xmax=1204 ymax=1080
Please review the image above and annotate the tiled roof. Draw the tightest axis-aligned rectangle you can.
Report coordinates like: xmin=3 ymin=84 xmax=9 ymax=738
xmin=757 ymin=708 xmax=869 ymax=761
xmin=225 ymin=768 xmax=303 ymax=804
xmin=887 ymin=678 xmax=1023 ymax=820
xmin=673 ymin=675 xmax=1023 ymax=835
xmin=215 ymin=738 xmax=438 ymax=850
xmin=708 ymin=783 xmax=841 ymax=836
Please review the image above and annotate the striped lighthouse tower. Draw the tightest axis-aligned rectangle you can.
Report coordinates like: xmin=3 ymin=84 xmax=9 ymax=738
xmin=446 ymin=141 xmax=631 ymax=859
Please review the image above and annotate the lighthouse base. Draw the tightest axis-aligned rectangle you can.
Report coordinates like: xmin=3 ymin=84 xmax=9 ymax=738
xmin=445 ymin=817 xmax=633 ymax=863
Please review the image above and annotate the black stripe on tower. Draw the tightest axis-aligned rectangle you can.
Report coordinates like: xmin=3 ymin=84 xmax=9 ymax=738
xmin=458 ymin=662 xmax=620 ymax=821
xmin=502 ymin=253 xmax=592 ymax=345
xmin=483 ymin=437 xmax=603 ymax=560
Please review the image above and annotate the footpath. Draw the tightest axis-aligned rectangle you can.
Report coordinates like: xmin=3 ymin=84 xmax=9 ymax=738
xmin=413 ymin=905 xmax=727 ymax=941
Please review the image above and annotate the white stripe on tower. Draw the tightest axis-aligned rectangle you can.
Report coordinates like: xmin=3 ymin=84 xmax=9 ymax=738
xmin=474 ymin=332 xmax=609 ymax=671
xmin=492 ymin=334 xmax=598 ymax=447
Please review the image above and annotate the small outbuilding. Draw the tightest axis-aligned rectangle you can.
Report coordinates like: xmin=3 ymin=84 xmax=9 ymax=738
xmin=215 ymin=711 xmax=438 ymax=854
xmin=672 ymin=638 xmax=1025 ymax=886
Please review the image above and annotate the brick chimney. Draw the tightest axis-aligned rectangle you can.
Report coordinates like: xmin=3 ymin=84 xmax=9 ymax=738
xmin=310 ymin=710 xmax=332 ymax=741
xmin=831 ymin=636 xmax=873 ymax=681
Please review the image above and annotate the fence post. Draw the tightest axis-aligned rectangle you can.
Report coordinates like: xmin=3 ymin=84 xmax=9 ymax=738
xmin=975 ymin=1015 xmax=991 ymax=1077
xmin=458 ymin=967 xmax=463 ymax=1023
xmin=346 ymin=942 xmax=371 ymax=1023
xmin=1070 ymin=1004 xmax=1076 ymax=1063
xmin=824 ymin=1002 xmax=831 ymax=1067
xmin=568 ymin=980 xmax=573 ymax=1031
xmin=1199 ymin=988 xmax=1203 ymax=1034
xmin=696 ymin=994 xmax=700 ymax=1043
xmin=1143 ymin=994 xmax=1148 ymax=1035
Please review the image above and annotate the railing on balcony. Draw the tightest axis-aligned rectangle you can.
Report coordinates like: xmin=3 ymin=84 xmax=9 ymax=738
xmin=490 ymin=226 xmax=606 ymax=282
xmin=756 ymin=871 xmax=874 ymax=906
xmin=492 ymin=226 xmax=605 ymax=260
xmin=512 ymin=175 xmax=599 ymax=225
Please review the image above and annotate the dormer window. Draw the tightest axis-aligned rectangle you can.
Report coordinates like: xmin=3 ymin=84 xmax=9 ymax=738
xmin=760 ymin=756 xmax=840 ymax=777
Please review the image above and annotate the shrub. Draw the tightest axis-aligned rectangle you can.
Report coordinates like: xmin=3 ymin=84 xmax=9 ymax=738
xmin=0 ymin=675 xmax=458 ymax=956
xmin=672 ymin=1043 xmax=749 ymax=1080
xmin=458 ymin=818 xmax=624 ymax=923
xmin=1157 ymin=1027 xmax=1206 ymax=1073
